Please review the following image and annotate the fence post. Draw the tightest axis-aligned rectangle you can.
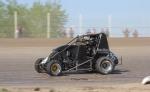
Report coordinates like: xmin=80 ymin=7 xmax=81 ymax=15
xmin=79 ymin=14 xmax=83 ymax=35
xmin=14 ymin=11 xmax=18 ymax=39
xmin=47 ymin=12 xmax=51 ymax=39
xmin=108 ymin=15 xmax=112 ymax=37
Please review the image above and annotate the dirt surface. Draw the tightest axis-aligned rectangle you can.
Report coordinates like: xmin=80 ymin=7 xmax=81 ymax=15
xmin=0 ymin=37 xmax=150 ymax=47
xmin=0 ymin=38 xmax=150 ymax=91
xmin=1 ymin=83 xmax=150 ymax=92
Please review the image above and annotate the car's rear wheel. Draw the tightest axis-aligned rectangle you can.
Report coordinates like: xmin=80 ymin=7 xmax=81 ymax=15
xmin=46 ymin=60 xmax=62 ymax=76
xmin=95 ymin=57 xmax=115 ymax=75
xmin=34 ymin=58 xmax=44 ymax=73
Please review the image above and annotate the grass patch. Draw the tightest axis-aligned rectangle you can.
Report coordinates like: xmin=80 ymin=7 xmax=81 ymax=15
xmin=49 ymin=89 xmax=56 ymax=92
xmin=0 ymin=88 xmax=10 ymax=92
xmin=34 ymin=87 xmax=40 ymax=91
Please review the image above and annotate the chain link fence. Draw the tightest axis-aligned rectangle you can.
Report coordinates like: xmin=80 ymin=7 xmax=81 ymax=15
xmin=63 ymin=26 xmax=150 ymax=38
xmin=1 ymin=25 xmax=150 ymax=38
xmin=0 ymin=13 xmax=150 ymax=38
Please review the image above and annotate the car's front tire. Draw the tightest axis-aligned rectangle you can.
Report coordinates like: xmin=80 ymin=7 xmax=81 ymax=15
xmin=46 ymin=60 xmax=62 ymax=76
xmin=34 ymin=58 xmax=44 ymax=73
xmin=95 ymin=57 xmax=115 ymax=75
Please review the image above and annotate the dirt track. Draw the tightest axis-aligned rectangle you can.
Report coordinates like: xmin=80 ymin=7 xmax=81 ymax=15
xmin=0 ymin=38 xmax=150 ymax=87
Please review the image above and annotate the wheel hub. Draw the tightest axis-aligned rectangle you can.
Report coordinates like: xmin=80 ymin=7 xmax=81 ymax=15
xmin=101 ymin=60 xmax=112 ymax=71
xmin=50 ymin=63 xmax=61 ymax=75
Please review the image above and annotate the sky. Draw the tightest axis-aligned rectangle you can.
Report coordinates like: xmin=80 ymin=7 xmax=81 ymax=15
xmin=14 ymin=0 xmax=150 ymax=36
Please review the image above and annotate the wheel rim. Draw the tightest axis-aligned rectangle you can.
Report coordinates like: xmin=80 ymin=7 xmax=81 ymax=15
xmin=50 ymin=63 xmax=61 ymax=75
xmin=100 ymin=60 xmax=112 ymax=73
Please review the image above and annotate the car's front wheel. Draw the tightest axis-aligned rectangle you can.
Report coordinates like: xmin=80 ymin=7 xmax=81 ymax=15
xmin=95 ymin=57 xmax=115 ymax=75
xmin=34 ymin=58 xmax=44 ymax=73
xmin=46 ymin=60 xmax=62 ymax=76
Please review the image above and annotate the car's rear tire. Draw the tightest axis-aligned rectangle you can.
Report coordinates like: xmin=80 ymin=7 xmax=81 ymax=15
xmin=95 ymin=57 xmax=115 ymax=75
xmin=34 ymin=58 xmax=44 ymax=73
xmin=46 ymin=60 xmax=62 ymax=76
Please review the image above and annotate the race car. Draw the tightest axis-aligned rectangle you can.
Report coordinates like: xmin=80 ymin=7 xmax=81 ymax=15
xmin=34 ymin=33 xmax=120 ymax=76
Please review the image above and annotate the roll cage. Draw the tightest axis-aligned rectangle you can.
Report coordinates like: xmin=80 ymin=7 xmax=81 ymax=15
xmin=51 ymin=33 xmax=109 ymax=58
xmin=49 ymin=33 xmax=110 ymax=72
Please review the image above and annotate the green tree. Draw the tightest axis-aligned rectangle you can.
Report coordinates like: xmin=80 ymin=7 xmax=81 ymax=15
xmin=0 ymin=0 xmax=67 ymax=38
xmin=0 ymin=0 xmax=28 ymax=37
xmin=0 ymin=1 xmax=12 ymax=37
xmin=26 ymin=0 xmax=67 ymax=38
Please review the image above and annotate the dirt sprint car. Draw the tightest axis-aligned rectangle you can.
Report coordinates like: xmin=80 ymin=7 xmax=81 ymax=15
xmin=34 ymin=33 xmax=120 ymax=76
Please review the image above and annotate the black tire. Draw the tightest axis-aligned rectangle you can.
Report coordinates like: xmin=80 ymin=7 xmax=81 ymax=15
xmin=34 ymin=58 xmax=44 ymax=73
xmin=46 ymin=60 xmax=62 ymax=76
xmin=95 ymin=57 xmax=115 ymax=75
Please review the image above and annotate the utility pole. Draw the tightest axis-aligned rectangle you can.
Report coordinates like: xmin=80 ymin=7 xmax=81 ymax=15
xmin=14 ymin=11 xmax=18 ymax=39
xmin=47 ymin=12 xmax=51 ymax=39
